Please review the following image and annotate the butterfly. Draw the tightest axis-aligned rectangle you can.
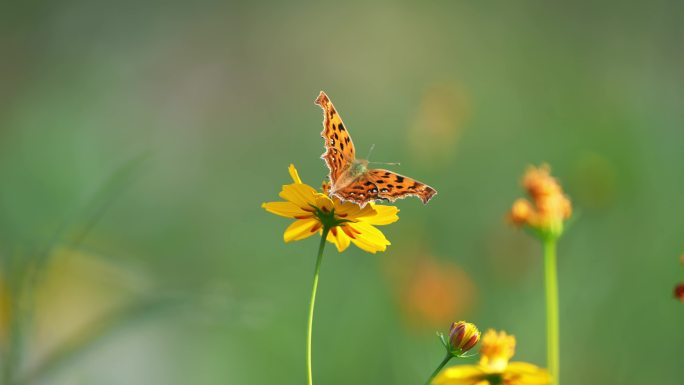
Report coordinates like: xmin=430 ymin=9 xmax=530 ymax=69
xmin=315 ymin=91 xmax=437 ymax=207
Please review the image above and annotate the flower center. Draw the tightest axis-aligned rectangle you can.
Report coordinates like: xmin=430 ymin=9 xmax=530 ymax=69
xmin=312 ymin=206 xmax=350 ymax=229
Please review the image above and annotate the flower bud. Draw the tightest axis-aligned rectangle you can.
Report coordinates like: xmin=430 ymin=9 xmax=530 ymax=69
xmin=448 ymin=321 xmax=480 ymax=354
xmin=509 ymin=199 xmax=533 ymax=225
xmin=675 ymin=283 xmax=684 ymax=302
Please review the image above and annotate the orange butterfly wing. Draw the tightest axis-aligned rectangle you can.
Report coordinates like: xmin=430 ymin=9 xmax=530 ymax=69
xmin=331 ymin=174 xmax=382 ymax=206
xmin=334 ymin=170 xmax=437 ymax=206
xmin=366 ymin=169 xmax=437 ymax=204
xmin=315 ymin=91 xmax=356 ymax=182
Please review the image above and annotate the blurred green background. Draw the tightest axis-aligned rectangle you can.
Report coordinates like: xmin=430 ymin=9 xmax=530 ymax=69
xmin=1 ymin=1 xmax=683 ymax=384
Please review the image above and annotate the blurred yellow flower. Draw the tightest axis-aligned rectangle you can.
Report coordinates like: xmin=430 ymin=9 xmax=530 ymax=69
xmin=262 ymin=164 xmax=399 ymax=253
xmin=509 ymin=164 xmax=572 ymax=240
xmin=434 ymin=329 xmax=550 ymax=385
xmin=0 ymin=275 xmax=9 ymax=344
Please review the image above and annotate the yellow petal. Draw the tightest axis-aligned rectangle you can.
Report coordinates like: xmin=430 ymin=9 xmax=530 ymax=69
xmin=326 ymin=226 xmax=351 ymax=252
xmin=283 ymin=218 xmax=320 ymax=242
xmin=347 ymin=221 xmax=391 ymax=253
xmin=504 ymin=362 xmax=551 ymax=385
xmin=314 ymin=194 xmax=334 ymax=212
xmin=279 ymin=183 xmax=318 ymax=209
xmin=361 ymin=204 xmax=399 ymax=225
xmin=505 ymin=362 xmax=546 ymax=374
xmin=350 ymin=237 xmax=383 ymax=253
xmin=288 ymin=164 xmax=302 ymax=184
xmin=262 ymin=201 xmax=311 ymax=219
xmin=334 ymin=199 xmax=377 ymax=219
xmin=349 ymin=221 xmax=389 ymax=243
xmin=433 ymin=365 xmax=485 ymax=385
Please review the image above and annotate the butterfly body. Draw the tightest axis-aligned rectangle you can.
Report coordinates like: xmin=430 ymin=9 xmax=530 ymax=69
xmin=332 ymin=158 xmax=369 ymax=187
xmin=315 ymin=91 xmax=437 ymax=207
xmin=328 ymin=159 xmax=369 ymax=196
xmin=348 ymin=159 xmax=370 ymax=177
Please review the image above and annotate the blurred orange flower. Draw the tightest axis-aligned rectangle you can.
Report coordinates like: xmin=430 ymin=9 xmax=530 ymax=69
xmin=397 ymin=256 xmax=476 ymax=329
xmin=509 ymin=164 xmax=572 ymax=240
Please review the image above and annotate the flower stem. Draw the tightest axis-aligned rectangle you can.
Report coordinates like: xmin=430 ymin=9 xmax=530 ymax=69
xmin=306 ymin=226 xmax=330 ymax=385
xmin=543 ymin=238 xmax=560 ymax=385
xmin=424 ymin=353 xmax=452 ymax=385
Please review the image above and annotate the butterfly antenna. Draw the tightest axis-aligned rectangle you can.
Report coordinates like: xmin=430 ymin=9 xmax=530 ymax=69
xmin=369 ymin=161 xmax=401 ymax=166
xmin=366 ymin=144 xmax=400 ymax=166
xmin=366 ymin=144 xmax=376 ymax=160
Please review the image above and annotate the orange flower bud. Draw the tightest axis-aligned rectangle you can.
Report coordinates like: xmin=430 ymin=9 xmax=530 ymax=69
xmin=448 ymin=321 xmax=480 ymax=354
xmin=675 ymin=283 xmax=684 ymax=302
xmin=509 ymin=199 xmax=533 ymax=225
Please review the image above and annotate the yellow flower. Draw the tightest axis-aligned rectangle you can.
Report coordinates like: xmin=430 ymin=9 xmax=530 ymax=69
xmin=434 ymin=329 xmax=550 ymax=385
xmin=509 ymin=164 xmax=572 ymax=240
xmin=262 ymin=164 xmax=399 ymax=253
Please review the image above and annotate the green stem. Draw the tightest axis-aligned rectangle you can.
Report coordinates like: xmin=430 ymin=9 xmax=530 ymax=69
xmin=543 ymin=238 xmax=560 ymax=385
xmin=306 ymin=226 xmax=330 ymax=385
xmin=424 ymin=353 xmax=452 ymax=385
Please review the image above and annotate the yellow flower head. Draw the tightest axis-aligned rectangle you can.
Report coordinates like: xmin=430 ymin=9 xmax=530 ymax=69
xmin=479 ymin=330 xmax=516 ymax=372
xmin=262 ymin=164 xmax=399 ymax=253
xmin=434 ymin=329 xmax=550 ymax=385
xmin=509 ymin=164 xmax=572 ymax=240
